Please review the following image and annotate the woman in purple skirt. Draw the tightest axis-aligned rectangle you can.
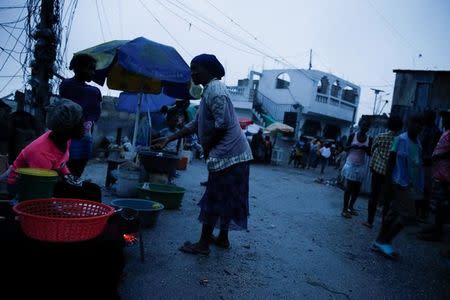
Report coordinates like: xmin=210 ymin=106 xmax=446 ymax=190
xmin=154 ymin=54 xmax=253 ymax=255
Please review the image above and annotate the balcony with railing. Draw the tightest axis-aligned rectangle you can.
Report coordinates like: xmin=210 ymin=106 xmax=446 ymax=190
xmin=311 ymin=93 xmax=356 ymax=122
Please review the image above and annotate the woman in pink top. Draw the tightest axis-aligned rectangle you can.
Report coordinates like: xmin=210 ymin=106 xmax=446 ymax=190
xmin=341 ymin=117 xmax=372 ymax=218
xmin=5 ymin=100 xmax=101 ymax=202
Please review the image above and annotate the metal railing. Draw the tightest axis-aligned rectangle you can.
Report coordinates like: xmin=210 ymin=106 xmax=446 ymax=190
xmin=255 ymin=91 xmax=296 ymax=121
xmin=316 ymin=95 xmax=328 ymax=103
xmin=227 ymin=86 xmax=246 ymax=96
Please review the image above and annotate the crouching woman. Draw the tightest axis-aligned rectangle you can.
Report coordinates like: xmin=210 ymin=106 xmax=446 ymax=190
xmin=5 ymin=100 xmax=101 ymax=202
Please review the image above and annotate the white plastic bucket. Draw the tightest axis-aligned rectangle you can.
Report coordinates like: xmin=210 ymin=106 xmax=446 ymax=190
xmin=116 ymin=169 xmax=140 ymax=197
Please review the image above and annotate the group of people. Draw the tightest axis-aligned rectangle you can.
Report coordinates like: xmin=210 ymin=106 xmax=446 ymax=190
xmin=339 ymin=111 xmax=450 ymax=260
xmin=289 ymin=136 xmax=339 ymax=175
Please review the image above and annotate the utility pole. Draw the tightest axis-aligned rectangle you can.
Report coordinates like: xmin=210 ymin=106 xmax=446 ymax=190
xmin=371 ymin=88 xmax=384 ymax=115
xmin=308 ymin=49 xmax=312 ymax=70
xmin=30 ymin=0 xmax=59 ymax=132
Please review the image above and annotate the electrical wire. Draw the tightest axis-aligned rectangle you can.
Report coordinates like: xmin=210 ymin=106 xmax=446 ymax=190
xmin=152 ymin=0 xmax=259 ymax=56
xmin=138 ymin=0 xmax=193 ymax=58
xmin=172 ymin=0 xmax=317 ymax=81
xmin=0 ymin=5 xmax=26 ymax=62
xmin=95 ymin=0 xmax=106 ymax=42
xmin=100 ymin=0 xmax=113 ymax=39
xmin=366 ymin=0 xmax=420 ymax=54
xmin=0 ymin=67 xmax=22 ymax=95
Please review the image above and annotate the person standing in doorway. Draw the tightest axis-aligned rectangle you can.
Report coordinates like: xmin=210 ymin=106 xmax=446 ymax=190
xmin=153 ymin=54 xmax=252 ymax=255
xmin=341 ymin=117 xmax=372 ymax=218
xmin=372 ymin=114 xmax=424 ymax=259
xmin=363 ymin=116 xmax=403 ymax=228
xmin=59 ymin=54 xmax=102 ymax=177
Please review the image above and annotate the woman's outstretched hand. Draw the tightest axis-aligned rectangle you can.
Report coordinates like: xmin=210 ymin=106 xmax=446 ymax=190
xmin=151 ymin=137 xmax=168 ymax=150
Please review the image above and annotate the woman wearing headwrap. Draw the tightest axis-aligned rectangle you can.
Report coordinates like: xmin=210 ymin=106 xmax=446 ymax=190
xmin=59 ymin=54 xmax=102 ymax=177
xmin=154 ymin=54 xmax=253 ymax=256
xmin=5 ymin=100 xmax=102 ymax=202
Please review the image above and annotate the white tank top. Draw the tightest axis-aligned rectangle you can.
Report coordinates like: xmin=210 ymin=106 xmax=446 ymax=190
xmin=347 ymin=132 xmax=369 ymax=165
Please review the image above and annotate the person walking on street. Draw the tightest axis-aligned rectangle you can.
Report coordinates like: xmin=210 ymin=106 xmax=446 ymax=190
xmin=341 ymin=117 xmax=372 ymax=218
xmin=154 ymin=54 xmax=252 ymax=256
xmin=59 ymin=54 xmax=102 ymax=177
xmin=372 ymin=114 xmax=424 ymax=259
xmin=319 ymin=142 xmax=331 ymax=175
xmin=363 ymin=116 xmax=403 ymax=228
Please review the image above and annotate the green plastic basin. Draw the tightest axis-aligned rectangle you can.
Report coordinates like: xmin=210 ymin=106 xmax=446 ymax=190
xmin=137 ymin=183 xmax=185 ymax=210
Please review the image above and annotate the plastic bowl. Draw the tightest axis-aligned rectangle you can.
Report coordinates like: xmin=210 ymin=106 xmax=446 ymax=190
xmin=111 ymin=198 xmax=164 ymax=228
xmin=137 ymin=183 xmax=185 ymax=210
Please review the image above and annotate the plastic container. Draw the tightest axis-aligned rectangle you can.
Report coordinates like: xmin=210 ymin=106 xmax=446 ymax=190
xmin=177 ymin=157 xmax=188 ymax=170
xmin=137 ymin=183 xmax=185 ymax=210
xmin=16 ymin=168 xmax=58 ymax=202
xmin=111 ymin=198 xmax=164 ymax=228
xmin=138 ymin=150 xmax=179 ymax=174
xmin=116 ymin=169 xmax=140 ymax=197
xmin=13 ymin=198 xmax=114 ymax=242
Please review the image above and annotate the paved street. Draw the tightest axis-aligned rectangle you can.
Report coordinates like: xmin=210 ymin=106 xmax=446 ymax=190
xmin=85 ymin=160 xmax=450 ymax=300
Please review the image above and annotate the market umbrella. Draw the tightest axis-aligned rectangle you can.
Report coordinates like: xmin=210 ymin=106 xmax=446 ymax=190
xmin=116 ymin=92 xmax=176 ymax=114
xmin=265 ymin=122 xmax=294 ymax=147
xmin=265 ymin=122 xmax=294 ymax=133
xmin=76 ymin=37 xmax=192 ymax=147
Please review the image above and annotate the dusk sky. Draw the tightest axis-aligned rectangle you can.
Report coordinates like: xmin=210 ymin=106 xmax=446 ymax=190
xmin=1 ymin=0 xmax=449 ymax=117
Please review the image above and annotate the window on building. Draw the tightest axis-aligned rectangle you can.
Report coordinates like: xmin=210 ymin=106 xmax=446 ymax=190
xmin=276 ymin=73 xmax=291 ymax=89
xmin=342 ymin=86 xmax=357 ymax=103
xmin=317 ymin=76 xmax=329 ymax=94
xmin=331 ymin=80 xmax=341 ymax=97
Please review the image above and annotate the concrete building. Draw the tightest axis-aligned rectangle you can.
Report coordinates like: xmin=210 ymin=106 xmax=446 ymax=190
xmin=390 ymin=69 xmax=450 ymax=123
xmin=227 ymin=69 xmax=360 ymax=140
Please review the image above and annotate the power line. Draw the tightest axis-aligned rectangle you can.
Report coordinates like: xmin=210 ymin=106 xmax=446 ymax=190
xmin=117 ymin=0 xmax=123 ymax=38
xmin=0 ymin=74 xmax=22 ymax=78
xmin=0 ymin=67 xmax=22 ymax=95
xmin=0 ymin=15 xmax=27 ymax=25
xmin=95 ymin=0 xmax=106 ymax=42
xmin=170 ymin=0 xmax=315 ymax=80
xmin=138 ymin=0 xmax=192 ymax=58
xmin=100 ymin=0 xmax=113 ymax=39
xmin=152 ymin=0 xmax=259 ymax=56
xmin=204 ymin=0 xmax=285 ymax=60
xmin=0 ymin=5 xmax=27 ymax=10
xmin=366 ymin=0 xmax=420 ymax=54
xmin=166 ymin=0 xmax=276 ymax=61
xmin=0 ymin=25 xmax=27 ymax=72
xmin=0 ymin=5 xmax=26 ymax=62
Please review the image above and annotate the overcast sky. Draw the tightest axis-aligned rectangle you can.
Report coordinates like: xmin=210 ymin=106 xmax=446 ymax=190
xmin=1 ymin=0 xmax=449 ymax=118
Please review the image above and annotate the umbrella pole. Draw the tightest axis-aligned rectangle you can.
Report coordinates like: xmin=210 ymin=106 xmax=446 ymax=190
xmin=132 ymin=93 xmax=142 ymax=148
xmin=146 ymin=100 xmax=152 ymax=146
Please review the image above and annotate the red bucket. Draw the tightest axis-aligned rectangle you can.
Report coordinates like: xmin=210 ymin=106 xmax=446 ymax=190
xmin=13 ymin=198 xmax=115 ymax=242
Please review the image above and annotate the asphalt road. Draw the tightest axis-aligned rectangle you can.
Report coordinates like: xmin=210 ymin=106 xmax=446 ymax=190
xmin=84 ymin=160 xmax=450 ymax=300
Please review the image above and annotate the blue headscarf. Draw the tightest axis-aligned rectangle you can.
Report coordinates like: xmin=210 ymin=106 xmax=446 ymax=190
xmin=191 ymin=54 xmax=225 ymax=79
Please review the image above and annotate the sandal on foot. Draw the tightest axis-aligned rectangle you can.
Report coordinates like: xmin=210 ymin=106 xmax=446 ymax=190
xmin=341 ymin=211 xmax=352 ymax=219
xmin=371 ymin=242 xmax=398 ymax=259
xmin=362 ymin=222 xmax=373 ymax=229
xmin=179 ymin=241 xmax=210 ymax=256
